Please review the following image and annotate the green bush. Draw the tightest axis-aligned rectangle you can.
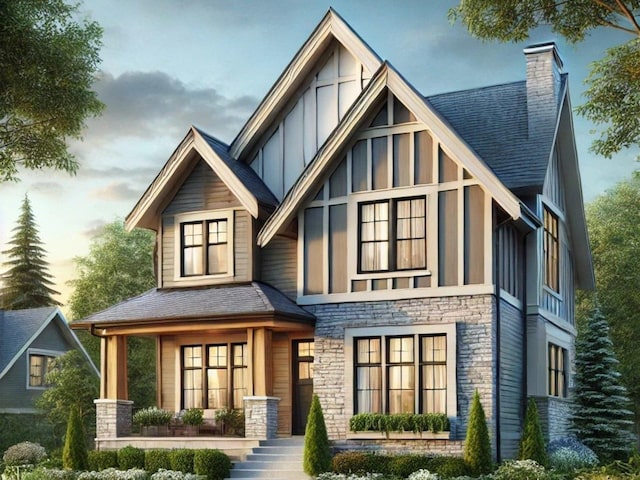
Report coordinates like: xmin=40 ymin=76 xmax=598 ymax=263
xmin=170 ymin=449 xmax=195 ymax=473
xmin=62 ymin=405 xmax=88 ymax=471
xmin=181 ymin=409 xmax=204 ymax=427
xmin=133 ymin=407 xmax=173 ymax=427
xmin=428 ymin=456 xmax=469 ymax=478
xmin=193 ymin=449 xmax=231 ymax=480
xmin=0 ymin=414 xmax=57 ymax=454
xmin=463 ymin=390 xmax=492 ymax=475
xmin=348 ymin=412 xmax=450 ymax=434
xmin=117 ymin=445 xmax=145 ymax=470
xmin=88 ymin=450 xmax=118 ymax=471
xmin=3 ymin=441 xmax=47 ymax=466
xmin=304 ymin=394 xmax=331 ymax=476
xmin=519 ymin=398 xmax=547 ymax=467
xmin=145 ymin=449 xmax=172 ymax=473
xmin=213 ymin=408 xmax=244 ymax=436
xmin=331 ymin=451 xmax=390 ymax=475
xmin=388 ymin=454 xmax=431 ymax=477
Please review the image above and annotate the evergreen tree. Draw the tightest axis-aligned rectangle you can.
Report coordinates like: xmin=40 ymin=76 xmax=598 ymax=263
xmin=62 ymin=405 xmax=89 ymax=471
xmin=519 ymin=398 xmax=547 ymax=466
xmin=1 ymin=195 xmax=61 ymax=309
xmin=303 ymin=394 xmax=331 ymax=476
xmin=464 ymin=390 xmax=492 ymax=475
xmin=572 ymin=305 xmax=635 ymax=461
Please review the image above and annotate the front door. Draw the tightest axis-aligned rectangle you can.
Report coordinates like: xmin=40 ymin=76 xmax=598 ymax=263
xmin=292 ymin=339 xmax=314 ymax=435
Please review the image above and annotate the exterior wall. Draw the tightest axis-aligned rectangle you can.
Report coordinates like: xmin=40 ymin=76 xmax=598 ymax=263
xmin=272 ymin=334 xmax=292 ymax=435
xmin=160 ymin=159 xmax=252 ymax=287
xmin=159 ymin=336 xmax=177 ymax=412
xmin=260 ymin=235 xmax=297 ymax=300
xmin=532 ymin=396 xmax=572 ymax=442
xmin=334 ymin=439 xmax=463 ymax=457
xmin=95 ymin=399 xmax=133 ymax=438
xmin=306 ymin=295 xmax=497 ymax=457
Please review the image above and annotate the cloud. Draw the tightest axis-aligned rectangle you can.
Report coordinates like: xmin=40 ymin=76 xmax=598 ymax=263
xmin=90 ymin=182 xmax=143 ymax=202
xmin=82 ymin=219 xmax=109 ymax=239
xmin=78 ymin=165 xmax=159 ymax=182
xmin=28 ymin=182 xmax=65 ymax=198
xmin=85 ymin=71 xmax=259 ymax=144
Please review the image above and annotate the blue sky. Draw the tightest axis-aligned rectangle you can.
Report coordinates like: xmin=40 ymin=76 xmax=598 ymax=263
xmin=0 ymin=1 xmax=637 ymax=312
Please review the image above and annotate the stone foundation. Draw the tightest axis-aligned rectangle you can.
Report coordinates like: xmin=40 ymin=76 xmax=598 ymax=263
xmin=334 ymin=439 xmax=464 ymax=456
xmin=95 ymin=399 xmax=133 ymax=438
xmin=533 ymin=396 xmax=572 ymax=442
xmin=244 ymin=396 xmax=279 ymax=439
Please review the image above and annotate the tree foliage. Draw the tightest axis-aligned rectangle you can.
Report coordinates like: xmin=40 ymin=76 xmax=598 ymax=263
xmin=464 ymin=390 xmax=493 ymax=475
xmin=579 ymin=173 xmax=640 ymax=430
xmin=62 ymin=405 xmax=88 ymax=471
xmin=303 ymin=394 xmax=331 ymax=476
xmin=449 ymin=0 xmax=640 ymax=158
xmin=0 ymin=0 xmax=104 ymax=182
xmin=68 ymin=220 xmax=157 ymax=407
xmin=572 ymin=305 xmax=635 ymax=461
xmin=519 ymin=398 xmax=547 ymax=466
xmin=1 ymin=194 xmax=61 ymax=309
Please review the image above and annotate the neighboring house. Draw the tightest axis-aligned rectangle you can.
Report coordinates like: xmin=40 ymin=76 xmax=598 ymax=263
xmin=71 ymin=10 xmax=593 ymax=459
xmin=0 ymin=307 xmax=99 ymax=414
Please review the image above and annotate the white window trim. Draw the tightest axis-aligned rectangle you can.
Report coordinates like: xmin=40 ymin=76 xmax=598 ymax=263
xmin=173 ymin=209 xmax=235 ymax=282
xmin=26 ymin=348 xmax=62 ymax=390
xmin=347 ymin=188 xmax=433 ymax=281
xmin=344 ymin=323 xmax=457 ymax=419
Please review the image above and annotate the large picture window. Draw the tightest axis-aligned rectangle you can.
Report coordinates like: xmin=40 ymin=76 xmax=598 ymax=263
xmin=354 ymin=334 xmax=447 ymax=414
xmin=548 ymin=343 xmax=567 ymax=398
xmin=543 ymin=207 xmax=559 ymax=292
xmin=359 ymin=196 xmax=426 ymax=273
xmin=28 ymin=353 xmax=56 ymax=387
xmin=182 ymin=342 xmax=247 ymax=409
xmin=181 ymin=219 xmax=228 ymax=276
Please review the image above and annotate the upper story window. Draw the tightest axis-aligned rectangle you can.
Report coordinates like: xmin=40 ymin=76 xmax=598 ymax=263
xmin=543 ymin=207 xmax=559 ymax=292
xmin=28 ymin=352 xmax=56 ymax=388
xmin=359 ymin=196 xmax=426 ymax=273
xmin=175 ymin=210 xmax=234 ymax=280
xmin=548 ymin=343 xmax=567 ymax=398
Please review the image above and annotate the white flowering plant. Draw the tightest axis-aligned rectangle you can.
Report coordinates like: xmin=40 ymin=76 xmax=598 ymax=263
xmin=315 ymin=473 xmax=389 ymax=480
xmin=150 ymin=469 xmax=206 ymax=480
xmin=2 ymin=442 xmax=47 ymax=467
xmin=490 ymin=459 xmax=553 ymax=480
xmin=548 ymin=437 xmax=599 ymax=473
xmin=407 ymin=469 xmax=440 ymax=480
xmin=22 ymin=467 xmax=75 ymax=480
xmin=77 ymin=468 xmax=148 ymax=480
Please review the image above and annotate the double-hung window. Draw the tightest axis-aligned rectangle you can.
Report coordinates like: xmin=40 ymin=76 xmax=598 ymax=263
xmin=543 ymin=207 xmax=559 ymax=292
xmin=28 ymin=353 xmax=56 ymax=388
xmin=548 ymin=343 xmax=567 ymax=398
xmin=359 ymin=196 xmax=426 ymax=273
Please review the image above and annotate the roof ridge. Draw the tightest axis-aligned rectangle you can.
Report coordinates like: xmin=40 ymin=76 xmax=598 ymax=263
xmin=426 ymin=79 xmax=525 ymax=100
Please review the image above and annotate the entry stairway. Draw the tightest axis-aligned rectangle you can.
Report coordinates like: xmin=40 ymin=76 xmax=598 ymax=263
xmin=227 ymin=436 xmax=311 ymax=480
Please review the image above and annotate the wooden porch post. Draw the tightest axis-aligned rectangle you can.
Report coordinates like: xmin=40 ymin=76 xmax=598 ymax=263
xmin=105 ymin=335 xmax=128 ymax=400
xmin=252 ymin=328 xmax=273 ymax=396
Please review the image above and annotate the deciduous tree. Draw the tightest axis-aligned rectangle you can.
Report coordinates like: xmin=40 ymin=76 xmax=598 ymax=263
xmin=1 ymin=194 xmax=61 ymax=309
xmin=449 ymin=1 xmax=640 ymax=158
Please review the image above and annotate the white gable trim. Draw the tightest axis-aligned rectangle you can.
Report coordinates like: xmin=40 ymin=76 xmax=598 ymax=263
xmin=257 ymin=63 xmax=523 ymax=247
xmin=230 ymin=8 xmax=382 ymax=160
xmin=0 ymin=308 xmax=99 ymax=381
xmin=126 ymin=128 xmax=261 ymax=232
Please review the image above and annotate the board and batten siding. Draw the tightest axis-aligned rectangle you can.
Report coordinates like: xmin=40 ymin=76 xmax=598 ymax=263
xmin=160 ymin=158 xmax=253 ymax=287
xmin=260 ymin=235 xmax=297 ymax=300
xmin=272 ymin=334 xmax=292 ymax=435
xmin=250 ymin=42 xmax=371 ymax=200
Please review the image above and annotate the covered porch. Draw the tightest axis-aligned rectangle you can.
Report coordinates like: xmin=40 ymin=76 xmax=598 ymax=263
xmin=71 ymin=282 xmax=316 ymax=450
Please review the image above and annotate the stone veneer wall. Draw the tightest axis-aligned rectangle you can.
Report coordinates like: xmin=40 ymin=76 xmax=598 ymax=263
xmin=533 ymin=396 xmax=572 ymax=442
xmin=334 ymin=439 xmax=463 ymax=456
xmin=94 ymin=399 xmax=133 ymax=438
xmin=244 ymin=396 xmax=279 ymax=439
xmin=305 ymin=295 xmax=497 ymax=456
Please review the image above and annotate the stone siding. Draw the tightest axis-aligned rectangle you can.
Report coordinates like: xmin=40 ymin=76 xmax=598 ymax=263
xmin=306 ymin=295 xmax=497 ymax=456
xmin=95 ymin=399 xmax=133 ymax=438
xmin=244 ymin=396 xmax=279 ymax=439
xmin=334 ymin=439 xmax=464 ymax=456
xmin=533 ymin=396 xmax=572 ymax=442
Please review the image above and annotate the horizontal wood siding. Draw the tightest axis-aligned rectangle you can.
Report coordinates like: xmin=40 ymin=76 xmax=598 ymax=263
xmin=234 ymin=210 xmax=249 ymax=281
xmin=273 ymin=334 xmax=291 ymax=435
xmin=160 ymin=336 xmax=176 ymax=412
xmin=261 ymin=236 xmax=297 ymax=299
xmin=499 ymin=298 xmax=525 ymax=459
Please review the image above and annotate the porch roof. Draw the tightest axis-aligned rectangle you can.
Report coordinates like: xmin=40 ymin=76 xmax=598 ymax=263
xmin=71 ymin=282 xmax=315 ymax=328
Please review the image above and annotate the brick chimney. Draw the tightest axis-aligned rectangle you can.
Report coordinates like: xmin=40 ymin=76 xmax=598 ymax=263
xmin=523 ymin=42 xmax=563 ymax=139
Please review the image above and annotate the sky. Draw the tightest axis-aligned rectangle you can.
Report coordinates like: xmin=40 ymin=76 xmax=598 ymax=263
xmin=0 ymin=0 xmax=638 ymax=314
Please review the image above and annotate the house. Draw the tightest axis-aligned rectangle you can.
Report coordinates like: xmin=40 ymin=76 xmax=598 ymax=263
xmin=0 ymin=307 xmax=99 ymax=414
xmin=71 ymin=9 xmax=593 ymax=460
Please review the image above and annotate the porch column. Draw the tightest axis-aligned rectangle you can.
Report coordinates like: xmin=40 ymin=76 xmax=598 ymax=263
xmin=251 ymin=328 xmax=273 ymax=396
xmin=96 ymin=335 xmax=131 ymax=439
xmin=244 ymin=396 xmax=280 ymax=439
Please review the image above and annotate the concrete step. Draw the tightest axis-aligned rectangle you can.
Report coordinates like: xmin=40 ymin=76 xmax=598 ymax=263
xmin=259 ymin=436 xmax=305 ymax=446
xmin=245 ymin=453 xmax=303 ymax=462
xmin=229 ymin=469 xmax=310 ymax=479
xmin=234 ymin=460 xmax=304 ymax=470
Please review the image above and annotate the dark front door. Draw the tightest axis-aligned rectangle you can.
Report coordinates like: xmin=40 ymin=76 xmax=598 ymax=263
xmin=292 ymin=339 xmax=314 ymax=435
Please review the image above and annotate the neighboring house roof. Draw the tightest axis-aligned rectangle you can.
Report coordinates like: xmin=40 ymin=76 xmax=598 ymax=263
xmin=126 ymin=127 xmax=278 ymax=231
xmin=427 ymin=75 xmax=566 ymax=193
xmin=0 ymin=307 xmax=99 ymax=380
xmin=71 ymin=282 xmax=316 ymax=327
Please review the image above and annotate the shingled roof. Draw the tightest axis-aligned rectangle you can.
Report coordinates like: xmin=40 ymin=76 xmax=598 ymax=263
xmin=72 ymin=282 xmax=315 ymax=327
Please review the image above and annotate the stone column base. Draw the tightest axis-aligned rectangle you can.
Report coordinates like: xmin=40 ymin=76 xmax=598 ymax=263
xmin=244 ymin=396 xmax=280 ymax=439
xmin=95 ymin=399 xmax=133 ymax=438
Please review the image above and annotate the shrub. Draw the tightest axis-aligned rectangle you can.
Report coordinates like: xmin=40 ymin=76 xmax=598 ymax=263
xmin=428 ymin=456 xmax=469 ymax=478
xmin=63 ymin=406 xmax=88 ymax=471
xmin=519 ymin=398 xmax=548 ymax=467
xmin=88 ymin=450 xmax=118 ymax=471
xmin=22 ymin=467 xmax=75 ymax=480
xmin=193 ymin=449 xmax=231 ymax=480
xmin=213 ymin=409 xmax=244 ymax=436
xmin=463 ymin=390 xmax=492 ymax=475
xmin=0 ymin=414 xmax=57 ymax=454
xmin=407 ymin=470 xmax=439 ymax=480
xmin=348 ymin=413 xmax=450 ymax=434
xmin=151 ymin=469 xmax=206 ymax=480
xmin=146 ymin=450 xmax=172 ymax=474
xmin=304 ymin=394 xmax=331 ymax=476
xmin=492 ymin=459 xmax=557 ymax=480
xmin=181 ymin=409 xmax=204 ymax=427
xmin=548 ymin=437 xmax=599 ymax=472
xmin=3 ymin=441 xmax=47 ymax=466
xmin=118 ymin=446 xmax=145 ymax=470
xmin=316 ymin=474 xmax=389 ymax=480
xmin=332 ymin=451 xmax=390 ymax=475
xmin=133 ymin=407 xmax=173 ymax=427
xmin=388 ymin=454 xmax=431 ymax=477
xmin=77 ymin=468 xmax=147 ymax=480
xmin=170 ymin=449 xmax=195 ymax=474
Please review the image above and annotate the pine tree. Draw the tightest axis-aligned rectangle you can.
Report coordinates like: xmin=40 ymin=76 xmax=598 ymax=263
xmin=303 ymin=394 xmax=331 ymax=476
xmin=519 ymin=398 xmax=547 ymax=466
xmin=464 ymin=390 xmax=492 ymax=475
xmin=62 ymin=405 xmax=88 ymax=470
xmin=572 ymin=305 xmax=635 ymax=462
xmin=1 ymin=194 xmax=60 ymax=309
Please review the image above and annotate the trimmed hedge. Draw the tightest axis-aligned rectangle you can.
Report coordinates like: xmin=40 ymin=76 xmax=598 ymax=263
xmin=87 ymin=450 xmax=118 ymax=471
xmin=170 ymin=449 xmax=195 ymax=473
xmin=145 ymin=449 xmax=172 ymax=473
xmin=332 ymin=451 xmax=467 ymax=478
xmin=349 ymin=412 xmax=450 ymax=434
xmin=428 ymin=456 xmax=469 ymax=478
xmin=117 ymin=445 xmax=145 ymax=470
xmin=388 ymin=454 xmax=431 ymax=477
xmin=193 ymin=449 xmax=232 ymax=480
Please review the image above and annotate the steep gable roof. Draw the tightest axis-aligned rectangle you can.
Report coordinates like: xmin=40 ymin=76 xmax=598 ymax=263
xmin=0 ymin=307 xmax=99 ymax=380
xmin=126 ymin=127 xmax=278 ymax=231
xmin=257 ymin=61 xmax=530 ymax=246
xmin=230 ymin=8 xmax=382 ymax=161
